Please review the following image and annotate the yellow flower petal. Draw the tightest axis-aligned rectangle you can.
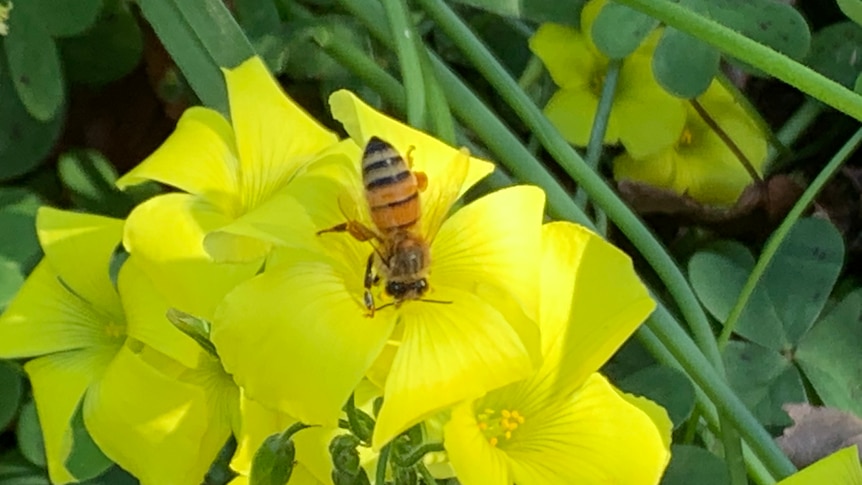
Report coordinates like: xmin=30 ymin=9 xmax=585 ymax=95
xmin=24 ymin=347 xmax=117 ymax=484
xmin=444 ymin=402 xmax=511 ymax=485
xmin=538 ymin=222 xmax=655 ymax=395
xmin=543 ymin=88 xmax=620 ymax=147
xmin=328 ymin=90 xmax=494 ymax=217
xmin=612 ymin=150 xmax=676 ymax=191
xmin=115 ymin=107 xmax=240 ymax=214
xmin=122 ymin=193 xmax=260 ymax=318
xmin=374 ymin=285 xmax=534 ymax=448
xmin=614 ymin=55 xmax=686 ymax=158
xmin=0 ymin=261 xmax=119 ymax=358
xmin=117 ymin=257 xmax=204 ymax=369
xmin=36 ymin=207 xmax=125 ymax=319
xmin=211 ymin=257 xmax=396 ymax=426
xmin=83 ymin=345 xmax=231 ymax=485
xmin=616 ymin=388 xmax=673 ymax=453
xmin=432 ymin=185 xmax=545 ymax=321
xmin=778 ymin=446 xmax=862 ymax=485
xmin=528 ymin=23 xmax=598 ymax=90
xmin=506 ymin=374 xmax=669 ymax=485
xmin=224 ymin=57 xmax=338 ymax=210
xmin=446 ymin=373 xmax=669 ymax=485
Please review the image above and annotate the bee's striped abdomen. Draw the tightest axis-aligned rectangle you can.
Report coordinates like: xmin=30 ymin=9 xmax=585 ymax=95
xmin=362 ymin=137 xmax=421 ymax=232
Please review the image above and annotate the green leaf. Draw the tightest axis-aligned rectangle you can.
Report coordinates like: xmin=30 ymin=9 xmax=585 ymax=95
xmin=3 ymin=0 xmax=65 ymax=121
xmin=724 ymin=341 xmax=805 ymax=427
xmin=591 ymin=2 xmax=659 ymax=59
xmin=653 ymin=27 xmax=720 ymax=98
xmin=34 ymin=0 xmax=103 ymax=38
xmin=0 ymin=360 xmax=23 ymax=430
xmin=0 ymin=208 xmax=41 ymax=273
xmin=65 ymin=403 xmax=113 ymax=481
xmin=16 ymin=401 xmax=46 ymax=468
xmin=0 ymin=450 xmax=51 ymax=485
xmin=234 ymin=0 xmax=288 ymax=73
xmin=57 ymin=150 xmax=135 ymax=217
xmin=0 ymin=188 xmax=42 ymax=213
xmin=796 ymin=289 xmax=862 ymax=418
xmin=660 ymin=445 xmax=730 ymax=485
xmin=805 ymin=22 xmax=862 ymax=90
xmin=0 ymin=54 xmax=65 ymax=181
xmin=0 ymin=256 xmax=25 ymax=312
xmin=617 ymin=364 xmax=695 ymax=429
xmin=137 ymin=0 xmax=255 ymax=115
xmin=448 ymin=0 xmax=586 ymax=26
xmin=59 ymin=0 xmax=144 ymax=86
xmin=690 ymin=218 xmax=844 ymax=349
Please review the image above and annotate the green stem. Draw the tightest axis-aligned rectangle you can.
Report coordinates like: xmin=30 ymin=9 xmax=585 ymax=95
xmin=637 ymin=327 xmax=777 ymax=485
xmin=382 ymin=0 xmax=427 ymax=128
xmin=416 ymin=462 xmax=438 ymax=485
xmin=517 ymin=55 xmax=544 ymax=91
xmin=415 ymin=0 xmax=722 ymax=370
xmin=574 ymin=58 xmax=620 ymax=208
xmin=420 ymin=51 xmax=456 ymax=144
xmin=766 ymin=98 xmax=825 ymax=171
xmin=642 ymin=307 xmax=796 ymax=479
xmin=310 ymin=26 xmax=406 ymax=113
xmin=717 ymin=126 xmax=862 ymax=349
xmin=376 ymin=444 xmax=391 ymax=485
xmin=613 ymin=0 xmax=862 ymax=121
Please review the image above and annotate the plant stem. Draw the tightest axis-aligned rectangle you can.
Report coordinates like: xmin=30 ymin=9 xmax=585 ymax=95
xmin=382 ymin=0 xmax=427 ymax=129
xmin=690 ymin=98 xmax=762 ymax=184
xmin=717 ymin=126 xmax=862 ymax=349
xmin=643 ymin=307 xmax=797 ymax=479
xmin=766 ymin=97 xmax=825 ymax=171
xmin=416 ymin=462 xmax=438 ymax=485
xmin=637 ymin=326 xmax=778 ymax=485
xmin=574 ymin=58 xmax=620 ymax=208
xmin=613 ymin=0 xmax=862 ymax=121
xmin=376 ymin=444 xmax=391 ymax=485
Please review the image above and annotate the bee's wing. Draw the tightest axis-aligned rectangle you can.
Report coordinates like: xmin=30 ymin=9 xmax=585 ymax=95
xmin=421 ymin=147 xmax=471 ymax=241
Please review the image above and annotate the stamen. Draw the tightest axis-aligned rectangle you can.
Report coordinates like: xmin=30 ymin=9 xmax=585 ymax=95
xmin=104 ymin=322 xmax=126 ymax=339
xmin=476 ymin=407 xmax=526 ymax=447
xmin=678 ymin=127 xmax=694 ymax=146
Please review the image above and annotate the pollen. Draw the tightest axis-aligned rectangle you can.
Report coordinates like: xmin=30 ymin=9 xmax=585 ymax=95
xmin=104 ymin=321 xmax=126 ymax=340
xmin=476 ymin=407 xmax=526 ymax=448
xmin=678 ymin=126 xmax=694 ymax=147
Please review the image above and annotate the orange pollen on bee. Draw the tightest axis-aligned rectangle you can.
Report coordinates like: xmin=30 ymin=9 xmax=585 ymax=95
xmin=104 ymin=322 xmax=126 ymax=339
xmin=476 ymin=408 xmax=525 ymax=447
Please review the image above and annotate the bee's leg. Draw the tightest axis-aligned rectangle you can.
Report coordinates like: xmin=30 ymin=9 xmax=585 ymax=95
xmin=363 ymin=253 xmax=376 ymax=317
xmin=317 ymin=220 xmax=378 ymax=242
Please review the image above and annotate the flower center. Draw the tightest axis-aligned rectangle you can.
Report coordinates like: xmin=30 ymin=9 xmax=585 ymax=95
xmin=677 ymin=126 xmax=694 ymax=147
xmin=104 ymin=321 xmax=126 ymax=340
xmin=477 ymin=408 xmax=525 ymax=447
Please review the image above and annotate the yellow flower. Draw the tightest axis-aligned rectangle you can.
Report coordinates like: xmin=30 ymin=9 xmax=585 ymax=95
xmin=443 ymin=222 xmax=670 ymax=485
xmin=529 ymin=0 xmax=686 ymax=158
xmin=613 ymin=80 xmax=767 ymax=205
xmin=777 ymin=446 xmax=862 ymax=485
xmin=117 ymin=56 xmax=340 ymax=263
xmin=212 ymin=90 xmax=545 ymax=449
xmin=0 ymin=208 xmax=235 ymax=483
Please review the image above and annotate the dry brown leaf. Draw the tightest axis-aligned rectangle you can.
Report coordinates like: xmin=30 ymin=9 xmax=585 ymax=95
xmin=776 ymin=403 xmax=862 ymax=468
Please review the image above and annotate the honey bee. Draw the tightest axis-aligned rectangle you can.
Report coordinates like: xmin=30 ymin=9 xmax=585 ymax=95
xmin=317 ymin=136 xmax=441 ymax=315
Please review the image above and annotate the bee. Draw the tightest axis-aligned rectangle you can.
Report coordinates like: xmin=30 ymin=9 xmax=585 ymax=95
xmin=317 ymin=136 xmax=439 ymax=315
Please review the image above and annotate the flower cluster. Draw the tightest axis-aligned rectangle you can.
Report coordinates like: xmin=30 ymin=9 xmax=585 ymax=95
xmin=0 ymin=56 xmax=671 ymax=484
xmin=530 ymin=0 xmax=768 ymax=206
